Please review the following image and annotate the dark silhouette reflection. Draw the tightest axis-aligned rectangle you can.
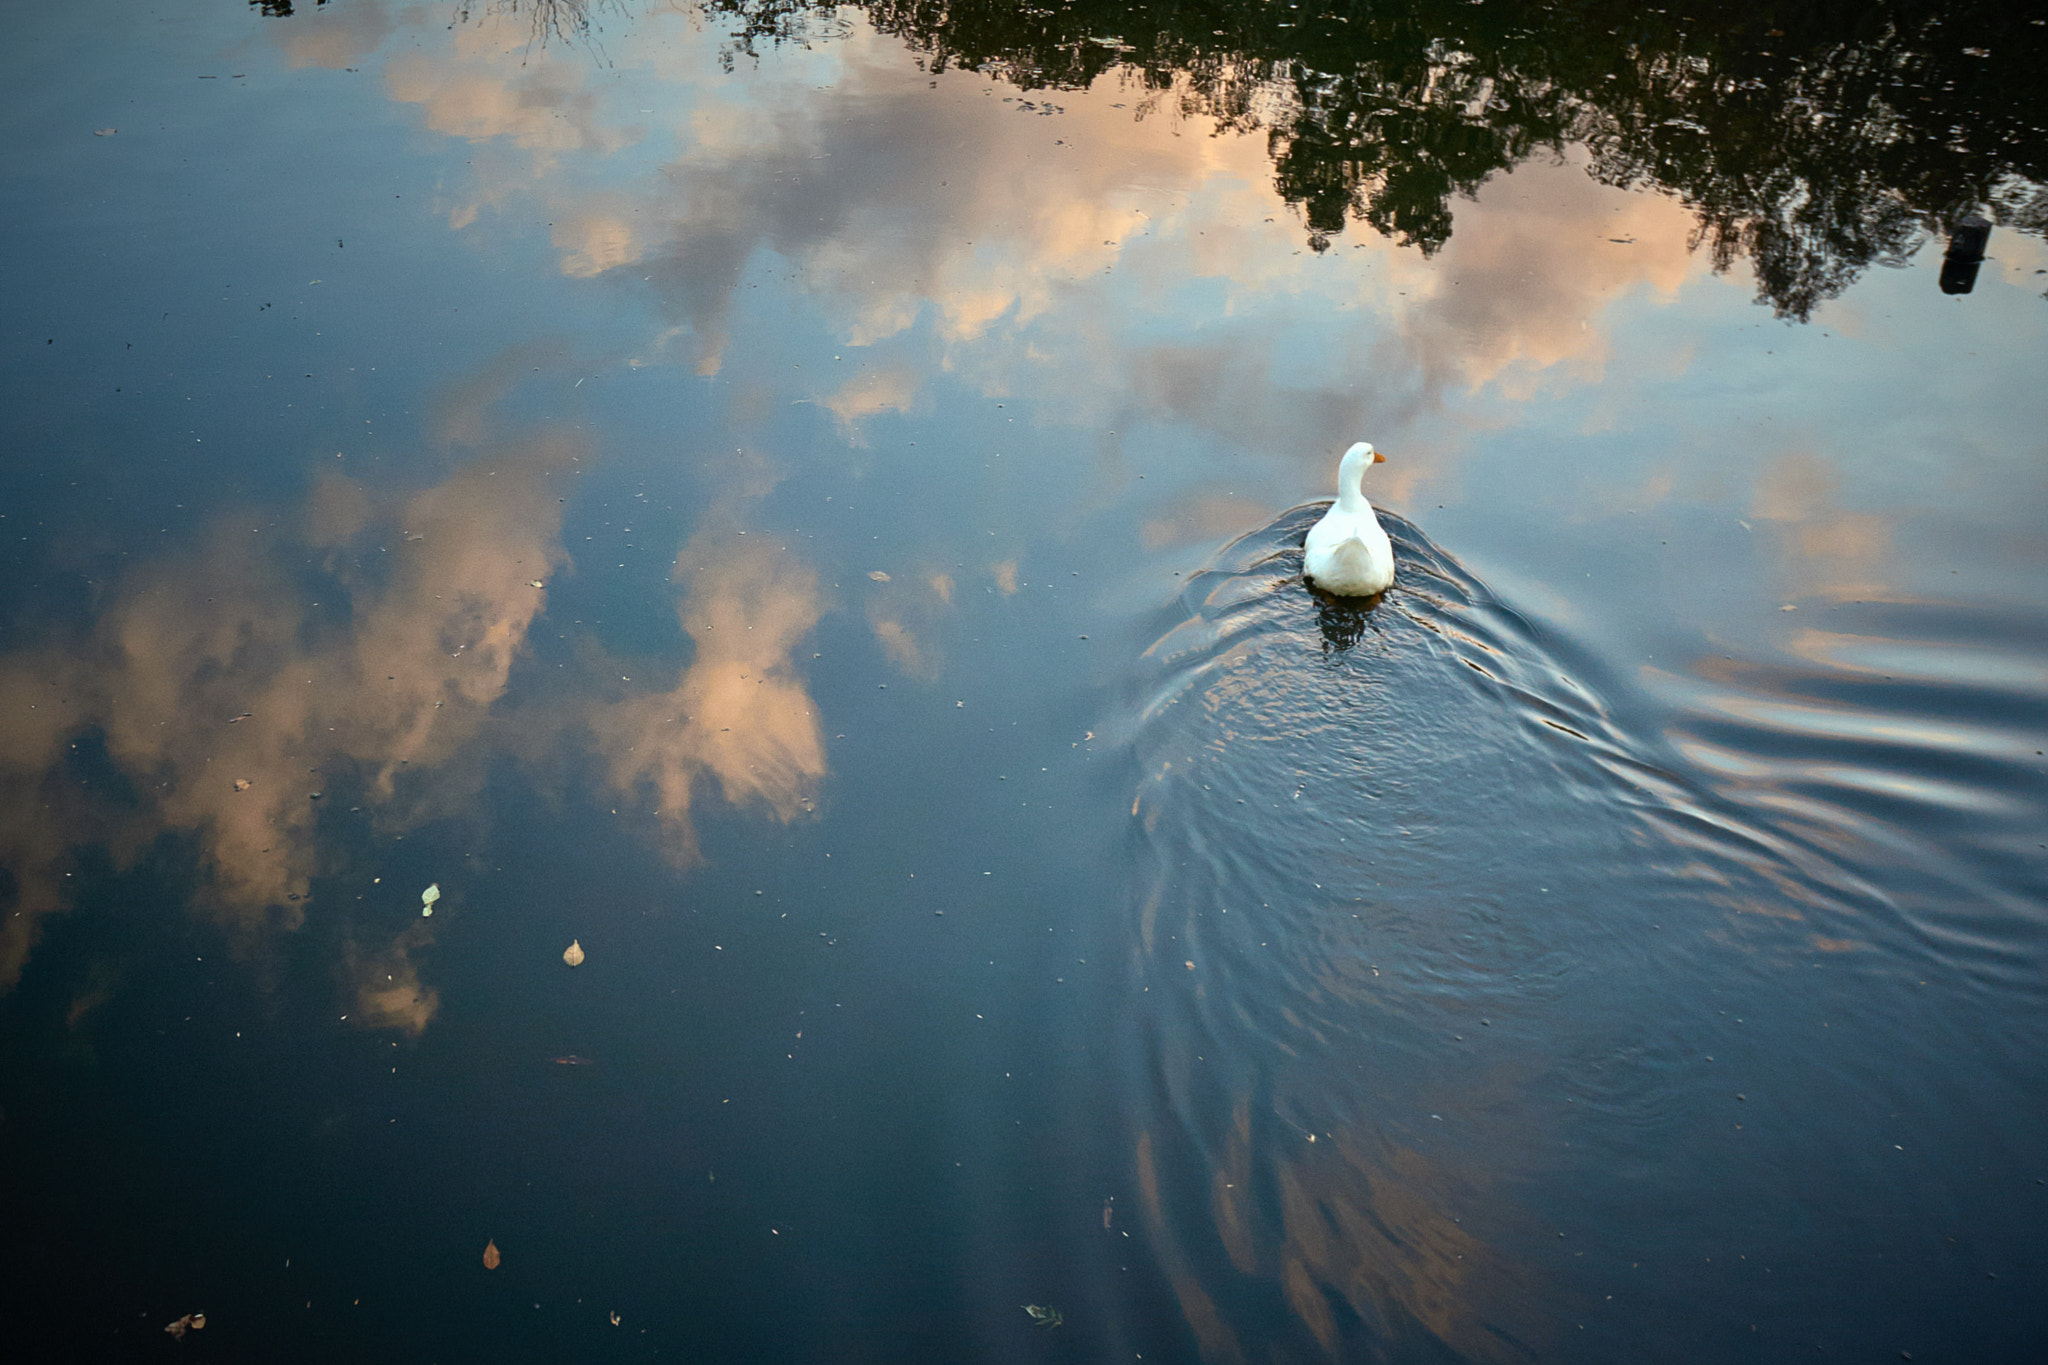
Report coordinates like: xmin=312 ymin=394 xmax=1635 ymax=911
xmin=1311 ymin=586 xmax=1383 ymax=653
xmin=1940 ymin=212 xmax=1992 ymax=294
xmin=694 ymin=0 xmax=2047 ymax=320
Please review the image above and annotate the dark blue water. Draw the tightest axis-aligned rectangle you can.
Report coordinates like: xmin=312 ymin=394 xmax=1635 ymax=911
xmin=1120 ymin=510 xmax=2048 ymax=1360
xmin=2 ymin=1 xmax=2045 ymax=1360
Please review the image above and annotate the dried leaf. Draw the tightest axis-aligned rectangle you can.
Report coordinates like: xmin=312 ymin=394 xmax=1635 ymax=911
xmin=610 ymin=1311 xmax=622 ymax=1326
xmin=233 ymin=779 xmax=251 ymax=791
xmin=164 ymin=1312 xmax=205 ymax=1337
xmin=422 ymin=883 xmax=440 ymax=917
xmin=482 ymin=1238 xmax=501 ymax=1270
xmin=868 ymin=570 xmax=891 ymax=581
xmin=563 ymin=939 xmax=585 ymax=967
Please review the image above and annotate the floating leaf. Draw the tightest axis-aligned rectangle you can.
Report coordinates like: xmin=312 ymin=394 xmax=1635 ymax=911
xmin=482 ymin=1238 xmax=501 ymax=1270
xmin=610 ymin=1311 xmax=621 ymax=1326
xmin=528 ymin=580 xmax=544 ymax=589
xmin=422 ymin=883 xmax=440 ymax=917
xmin=868 ymin=570 xmax=891 ymax=581
xmin=563 ymin=939 xmax=585 ymax=967
xmin=93 ymin=128 xmax=117 ymax=137
xmin=1022 ymin=1303 xmax=1063 ymax=1329
xmin=233 ymin=778 xmax=251 ymax=791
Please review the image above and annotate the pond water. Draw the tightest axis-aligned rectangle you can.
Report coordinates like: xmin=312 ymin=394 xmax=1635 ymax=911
xmin=2 ymin=1 xmax=2045 ymax=1360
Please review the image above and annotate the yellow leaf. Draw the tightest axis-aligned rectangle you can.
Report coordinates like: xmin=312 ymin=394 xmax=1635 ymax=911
xmin=482 ymin=1239 xmax=501 ymax=1270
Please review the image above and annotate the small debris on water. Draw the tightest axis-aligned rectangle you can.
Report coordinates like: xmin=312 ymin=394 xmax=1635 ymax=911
xmin=610 ymin=1311 xmax=622 ymax=1326
xmin=868 ymin=570 xmax=891 ymax=581
xmin=482 ymin=1239 xmax=502 ymax=1270
xmin=528 ymin=580 xmax=544 ymax=588
xmin=94 ymin=128 xmax=117 ymax=136
xmin=233 ymin=778 xmax=251 ymax=791
xmin=563 ymin=939 xmax=585 ymax=967
xmin=421 ymin=883 xmax=440 ymax=917
xmin=164 ymin=1312 xmax=206 ymax=1338
xmin=1022 ymin=1304 xmax=1063 ymax=1329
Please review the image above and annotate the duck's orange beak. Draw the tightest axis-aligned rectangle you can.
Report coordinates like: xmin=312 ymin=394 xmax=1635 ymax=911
xmin=1372 ymin=450 xmax=1386 ymax=464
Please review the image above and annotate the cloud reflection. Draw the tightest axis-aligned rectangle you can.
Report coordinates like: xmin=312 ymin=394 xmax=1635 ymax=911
xmin=0 ymin=420 xmax=831 ymax=1018
xmin=1750 ymin=451 xmax=1895 ymax=601
xmin=279 ymin=3 xmax=1725 ymax=528
xmin=349 ymin=918 xmax=441 ymax=1036
xmin=590 ymin=520 xmax=829 ymax=864
xmin=0 ymin=432 xmax=573 ymax=993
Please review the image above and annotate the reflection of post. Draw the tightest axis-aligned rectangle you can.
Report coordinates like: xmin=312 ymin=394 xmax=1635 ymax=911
xmin=1940 ymin=213 xmax=1991 ymax=296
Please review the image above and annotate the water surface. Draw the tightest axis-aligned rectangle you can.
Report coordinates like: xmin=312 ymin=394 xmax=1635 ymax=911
xmin=1 ymin=1 xmax=2045 ymax=1360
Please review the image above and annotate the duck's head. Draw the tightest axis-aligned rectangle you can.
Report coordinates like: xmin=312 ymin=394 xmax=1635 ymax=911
xmin=1336 ymin=441 xmax=1386 ymax=508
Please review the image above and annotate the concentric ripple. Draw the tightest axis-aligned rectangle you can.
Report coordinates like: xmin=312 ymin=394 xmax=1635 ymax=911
xmin=1109 ymin=507 xmax=2048 ymax=1363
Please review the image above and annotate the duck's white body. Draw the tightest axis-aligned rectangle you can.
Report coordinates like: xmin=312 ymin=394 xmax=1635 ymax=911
xmin=1303 ymin=442 xmax=1394 ymax=597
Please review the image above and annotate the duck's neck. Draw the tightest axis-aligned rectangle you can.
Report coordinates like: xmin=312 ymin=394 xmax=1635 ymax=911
xmin=1335 ymin=449 xmax=1373 ymax=515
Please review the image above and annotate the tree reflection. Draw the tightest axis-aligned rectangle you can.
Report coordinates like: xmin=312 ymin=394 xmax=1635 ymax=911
xmin=696 ymin=0 xmax=2046 ymax=319
xmin=450 ymin=0 xmax=619 ymax=54
xmin=251 ymin=0 xmax=2045 ymax=317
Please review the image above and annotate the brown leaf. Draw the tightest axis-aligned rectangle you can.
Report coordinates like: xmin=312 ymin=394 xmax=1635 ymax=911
xmin=562 ymin=939 xmax=585 ymax=967
xmin=482 ymin=1238 xmax=501 ymax=1270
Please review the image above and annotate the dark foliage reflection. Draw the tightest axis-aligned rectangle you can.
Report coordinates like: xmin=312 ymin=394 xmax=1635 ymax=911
xmin=696 ymin=0 xmax=2047 ymax=319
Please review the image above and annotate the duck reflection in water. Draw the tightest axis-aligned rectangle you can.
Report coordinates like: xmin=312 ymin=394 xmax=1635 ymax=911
xmin=1311 ymin=589 xmax=1383 ymax=652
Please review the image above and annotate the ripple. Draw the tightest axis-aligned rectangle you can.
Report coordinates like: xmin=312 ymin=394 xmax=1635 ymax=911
xmin=1110 ymin=509 xmax=2048 ymax=1361
xmin=1650 ymin=601 xmax=2048 ymax=993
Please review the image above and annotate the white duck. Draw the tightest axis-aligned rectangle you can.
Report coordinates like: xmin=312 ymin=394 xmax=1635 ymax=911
xmin=1303 ymin=441 xmax=1394 ymax=597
